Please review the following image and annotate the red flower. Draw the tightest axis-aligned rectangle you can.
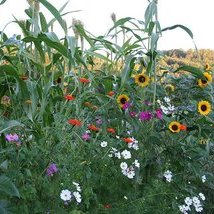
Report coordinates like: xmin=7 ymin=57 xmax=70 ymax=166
xmin=123 ymin=137 xmax=134 ymax=143
xmin=64 ymin=94 xmax=75 ymax=101
xmin=107 ymin=128 xmax=116 ymax=134
xmin=104 ymin=204 xmax=112 ymax=209
xmin=107 ymin=91 xmax=115 ymax=96
xmin=180 ymin=124 xmax=187 ymax=131
xmin=68 ymin=119 xmax=82 ymax=126
xmin=88 ymin=124 xmax=100 ymax=131
xmin=79 ymin=77 xmax=90 ymax=83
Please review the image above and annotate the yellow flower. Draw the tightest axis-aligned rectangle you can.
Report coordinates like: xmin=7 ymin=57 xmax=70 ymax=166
xmin=205 ymin=63 xmax=211 ymax=71
xmin=169 ymin=121 xmax=181 ymax=133
xmin=197 ymin=72 xmax=212 ymax=88
xmin=117 ymin=94 xmax=129 ymax=107
xmin=198 ymin=100 xmax=211 ymax=116
xmin=165 ymin=84 xmax=175 ymax=92
xmin=134 ymin=73 xmax=150 ymax=87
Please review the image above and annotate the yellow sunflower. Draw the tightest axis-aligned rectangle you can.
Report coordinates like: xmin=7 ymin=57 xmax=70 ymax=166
xmin=169 ymin=121 xmax=181 ymax=133
xmin=165 ymin=84 xmax=175 ymax=92
xmin=197 ymin=72 xmax=212 ymax=88
xmin=117 ymin=94 xmax=130 ymax=107
xmin=134 ymin=73 xmax=150 ymax=87
xmin=198 ymin=100 xmax=212 ymax=116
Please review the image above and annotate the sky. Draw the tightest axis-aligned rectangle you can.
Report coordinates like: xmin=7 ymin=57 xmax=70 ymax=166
xmin=0 ymin=0 xmax=213 ymax=50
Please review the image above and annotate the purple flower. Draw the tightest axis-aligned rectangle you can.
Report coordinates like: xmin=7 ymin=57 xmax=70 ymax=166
xmin=5 ymin=134 xmax=19 ymax=142
xmin=95 ymin=117 xmax=102 ymax=125
xmin=82 ymin=132 xmax=90 ymax=141
xmin=156 ymin=109 xmax=163 ymax=119
xmin=129 ymin=111 xmax=137 ymax=117
xmin=122 ymin=102 xmax=131 ymax=110
xmin=46 ymin=163 xmax=58 ymax=176
xmin=144 ymin=100 xmax=152 ymax=106
xmin=139 ymin=111 xmax=152 ymax=121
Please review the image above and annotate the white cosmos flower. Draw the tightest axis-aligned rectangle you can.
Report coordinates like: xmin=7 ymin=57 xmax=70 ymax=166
xmin=198 ymin=193 xmax=205 ymax=201
xmin=120 ymin=162 xmax=128 ymax=170
xmin=184 ymin=197 xmax=192 ymax=206
xmin=195 ymin=206 xmax=203 ymax=212
xmin=73 ymin=191 xmax=82 ymax=203
xmin=100 ymin=141 xmax=108 ymax=147
xmin=60 ymin=189 xmax=72 ymax=201
xmin=115 ymin=152 xmax=121 ymax=159
xmin=133 ymin=160 xmax=140 ymax=168
xmin=201 ymin=175 xmax=206 ymax=183
xmin=72 ymin=182 xmax=81 ymax=192
xmin=163 ymin=170 xmax=173 ymax=182
xmin=121 ymin=150 xmax=131 ymax=159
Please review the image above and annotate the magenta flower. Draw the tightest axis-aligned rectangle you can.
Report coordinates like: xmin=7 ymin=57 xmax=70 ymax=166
xmin=122 ymin=102 xmax=131 ymax=110
xmin=5 ymin=134 xmax=19 ymax=142
xmin=139 ymin=111 xmax=152 ymax=121
xmin=156 ymin=109 xmax=163 ymax=119
xmin=129 ymin=111 xmax=137 ymax=117
xmin=82 ymin=132 xmax=90 ymax=141
xmin=46 ymin=163 xmax=58 ymax=176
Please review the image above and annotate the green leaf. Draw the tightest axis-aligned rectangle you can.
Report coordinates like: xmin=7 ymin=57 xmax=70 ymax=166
xmin=0 ymin=65 xmax=29 ymax=99
xmin=174 ymin=65 xmax=204 ymax=79
xmin=39 ymin=12 xmax=48 ymax=32
xmin=108 ymin=17 xmax=133 ymax=34
xmin=0 ymin=175 xmax=20 ymax=198
xmin=0 ymin=160 xmax=8 ymax=171
xmin=144 ymin=1 xmax=157 ymax=29
xmin=161 ymin=24 xmax=193 ymax=39
xmin=0 ymin=200 xmax=14 ymax=214
xmin=0 ymin=0 xmax=6 ymax=5
xmin=74 ymin=24 xmax=93 ymax=46
xmin=38 ymin=0 xmax=67 ymax=33
xmin=0 ymin=120 xmax=25 ymax=135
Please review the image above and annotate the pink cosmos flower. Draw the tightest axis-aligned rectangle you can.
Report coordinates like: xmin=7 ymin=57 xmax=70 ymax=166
xmin=156 ymin=109 xmax=163 ymax=119
xmin=139 ymin=111 xmax=152 ymax=121
xmin=82 ymin=132 xmax=90 ymax=141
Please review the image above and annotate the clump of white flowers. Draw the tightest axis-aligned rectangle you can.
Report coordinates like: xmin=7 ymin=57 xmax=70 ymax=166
xmin=60 ymin=181 xmax=82 ymax=204
xmin=108 ymin=147 xmax=121 ymax=159
xmin=178 ymin=193 xmax=205 ymax=213
xmin=157 ymin=97 xmax=175 ymax=115
xmin=120 ymin=160 xmax=140 ymax=179
xmin=163 ymin=170 xmax=173 ymax=182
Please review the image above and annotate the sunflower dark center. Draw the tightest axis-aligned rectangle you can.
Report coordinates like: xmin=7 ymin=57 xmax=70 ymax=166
xmin=201 ymin=78 xmax=207 ymax=84
xmin=120 ymin=98 xmax=127 ymax=104
xmin=138 ymin=75 xmax=146 ymax=83
xmin=172 ymin=124 xmax=178 ymax=131
xmin=201 ymin=104 xmax=207 ymax=111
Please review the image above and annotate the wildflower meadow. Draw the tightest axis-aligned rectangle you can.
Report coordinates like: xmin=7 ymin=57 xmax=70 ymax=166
xmin=0 ymin=0 xmax=214 ymax=213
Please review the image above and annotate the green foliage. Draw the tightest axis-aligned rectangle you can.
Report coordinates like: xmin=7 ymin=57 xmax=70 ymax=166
xmin=0 ymin=0 xmax=213 ymax=213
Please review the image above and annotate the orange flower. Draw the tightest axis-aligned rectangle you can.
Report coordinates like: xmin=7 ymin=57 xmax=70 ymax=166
xmin=180 ymin=124 xmax=187 ymax=131
xmin=88 ymin=124 xmax=100 ymax=131
xmin=20 ymin=75 xmax=28 ymax=80
xmin=68 ymin=119 xmax=82 ymax=126
xmin=107 ymin=128 xmax=116 ymax=134
xmin=79 ymin=77 xmax=90 ymax=83
xmin=107 ymin=91 xmax=115 ymax=96
xmin=123 ymin=138 xmax=134 ymax=143
xmin=64 ymin=94 xmax=75 ymax=101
